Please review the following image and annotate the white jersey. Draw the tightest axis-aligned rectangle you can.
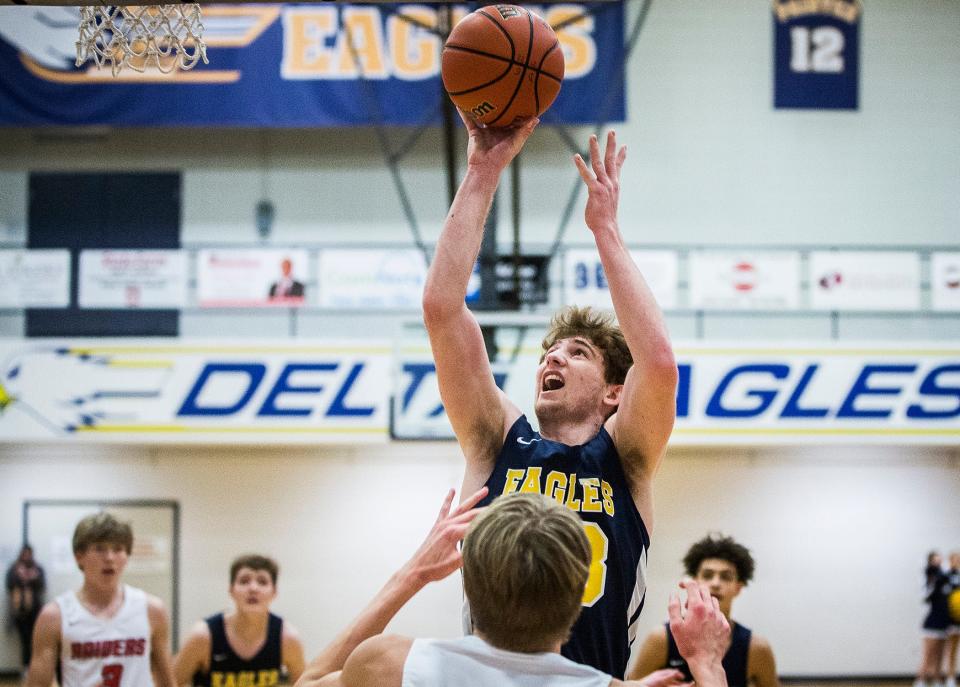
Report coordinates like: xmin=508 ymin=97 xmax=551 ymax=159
xmin=56 ymin=585 xmax=153 ymax=687
xmin=402 ymin=635 xmax=612 ymax=687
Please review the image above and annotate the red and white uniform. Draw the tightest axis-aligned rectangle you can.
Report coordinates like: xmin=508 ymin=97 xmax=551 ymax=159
xmin=56 ymin=585 xmax=153 ymax=687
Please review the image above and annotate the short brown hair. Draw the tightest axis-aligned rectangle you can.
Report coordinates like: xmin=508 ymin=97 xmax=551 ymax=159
xmin=463 ymin=493 xmax=590 ymax=653
xmin=683 ymin=533 xmax=755 ymax=585
xmin=230 ymin=554 xmax=279 ymax=586
xmin=72 ymin=512 xmax=133 ymax=555
xmin=541 ymin=306 xmax=632 ymax=385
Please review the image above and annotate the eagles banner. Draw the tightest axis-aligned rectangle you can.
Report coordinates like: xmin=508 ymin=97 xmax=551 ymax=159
xmin=1 ymin=340 xmax=957 ymax=445
xmin=0 ymin=2 xmax=625 ymax=127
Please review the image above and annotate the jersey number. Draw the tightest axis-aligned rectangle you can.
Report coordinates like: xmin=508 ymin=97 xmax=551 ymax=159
xmin=581 ymin=522 xmax=609 ymax=607
xmin=790 ymin=26 xmax=845 ymax=73
xmin=102 ymin=664 xmax=124 ymax=687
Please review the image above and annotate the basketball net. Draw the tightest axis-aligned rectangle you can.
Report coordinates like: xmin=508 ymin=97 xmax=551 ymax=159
xmin=76 ymin=4 xmax=208 ymax=76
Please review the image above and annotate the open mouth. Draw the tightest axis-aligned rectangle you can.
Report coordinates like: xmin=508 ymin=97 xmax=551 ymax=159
xmin=542 ymin=373 xmax=564 ymax=392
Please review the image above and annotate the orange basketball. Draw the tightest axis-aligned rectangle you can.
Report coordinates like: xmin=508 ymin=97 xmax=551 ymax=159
xmin=441 ymin=4 xmax=565 ymax=128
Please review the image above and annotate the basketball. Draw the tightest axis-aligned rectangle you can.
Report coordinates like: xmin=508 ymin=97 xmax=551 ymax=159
xmin=441 ymin=5 xmax=565 ymax=128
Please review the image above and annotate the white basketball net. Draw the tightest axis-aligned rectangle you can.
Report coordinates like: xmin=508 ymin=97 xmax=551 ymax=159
xmin=76 ymin=4 xmax=208 ymax=75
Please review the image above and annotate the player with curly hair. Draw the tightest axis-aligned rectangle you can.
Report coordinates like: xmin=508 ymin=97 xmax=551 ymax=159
xmin=628 ymin=534 xmax=779 ymax=687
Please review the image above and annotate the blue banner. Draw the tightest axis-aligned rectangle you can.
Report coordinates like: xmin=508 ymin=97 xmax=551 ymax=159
xmin=773 ymin=0 xmax=860 ymax=110
xmin=0 ymin=2 xmax=625 ymax=127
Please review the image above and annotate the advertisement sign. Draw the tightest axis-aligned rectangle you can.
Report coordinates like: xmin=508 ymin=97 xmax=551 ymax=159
xmin=0 ymin=340 xmax=391 ymax=443
xmin=197 ymin=249 xmax=309 ymax=307
xmin=0 ymin=249 xmax=70 ymax=308
xmin=809 ymin=251 xmax=920 ymax=311
xmin=931 ymin=252 xmax=960 ymax=312
xmin=688 ymin=251 xmax=800 ymax=310
xmin=0 ymin=2 xmax=625 ymax=127
xmin=395 ymin=343 xmax=960 ymax=445
xmin=564 ymin=249 xmax=678 ymax=310
xmin=773 ymin=0 xmax=860 ymax=109
xmin=317 ymin=248 xmax=426 ymax=309
xmin=79 ymin=250 xmax=187 ymax=308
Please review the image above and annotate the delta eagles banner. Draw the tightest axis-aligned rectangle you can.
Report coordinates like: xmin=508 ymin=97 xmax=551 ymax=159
xmin=0 ymin=339 xmax=957 ymax=445
xmin=0 ymin=3 xmax=625 ymax=127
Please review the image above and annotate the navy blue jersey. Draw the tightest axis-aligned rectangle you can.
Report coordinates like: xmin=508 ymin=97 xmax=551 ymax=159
xmin=924 ymin=567 xmax=953 ymax=632
xmin=474 ymin=415 xmax=650 ymax=679
xmin=194 ymin=613 xmax=284 ymax=687
xmin=666 ymin=621 xmax=751 ymax=687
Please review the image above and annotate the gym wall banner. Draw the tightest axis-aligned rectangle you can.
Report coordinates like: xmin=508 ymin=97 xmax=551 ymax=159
xmin=773 ymin=0 xmax=861 ymax=110
xmin=0 ymin=250 xmax=71 ymax=308
xmin=688 ymin=252 xmax=801 ymax=311
xmin=565 ymin=249 xmax=678 ymax=310
xmin=809 ymin=251 xmax=920 ymax=312
xmin=395 ymin=344 xmax=960 ymax=445
xmin=931 ymin=253 xmax=960 ymax=312
xmin=79 ymin=250 xmax=188 ymax=309
xmin=0 ymin=340 xmax=392 ymax=443
xmin=197 ymin=248 xmax=310 ymax=307
xmin=0 ymin=3 xmax=625 ymax=127
xmin=317 ymin=248 xmax=426 ymax=310
xmin=0 ymin=340 xmax=955 ymax=445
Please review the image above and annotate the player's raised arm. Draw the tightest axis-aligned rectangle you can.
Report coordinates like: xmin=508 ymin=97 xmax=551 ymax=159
xmin=574 ymin=132 xmax=677 ymax=487
xmin=422 ymin=114 xmax=537 ymax=467
xmin=667 ymin=580 xmax=730 ymax=687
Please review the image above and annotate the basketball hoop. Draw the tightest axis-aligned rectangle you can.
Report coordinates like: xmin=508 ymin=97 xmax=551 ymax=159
xmin=76 ymin=4 xmax=208 ymax=75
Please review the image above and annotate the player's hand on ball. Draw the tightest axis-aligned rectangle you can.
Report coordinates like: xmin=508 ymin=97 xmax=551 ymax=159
xmin=460 ymin=109 xmax=539 ymax=175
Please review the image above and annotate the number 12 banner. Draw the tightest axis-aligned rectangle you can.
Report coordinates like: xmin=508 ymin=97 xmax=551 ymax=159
xmin=773 ymin=0 xmax=860 ymax=110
